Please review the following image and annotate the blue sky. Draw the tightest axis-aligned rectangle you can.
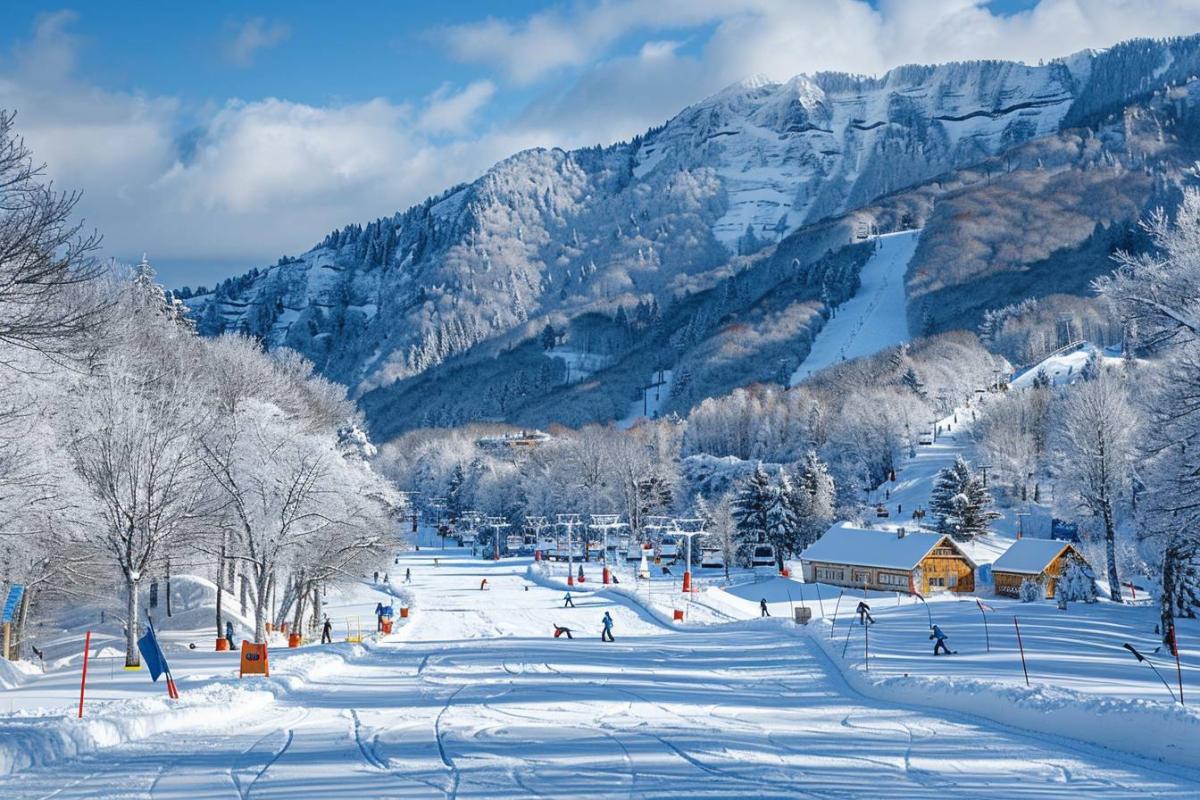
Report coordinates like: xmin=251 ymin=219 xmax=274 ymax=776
xmin=0 ymin=0 xmax=1191 ymax=286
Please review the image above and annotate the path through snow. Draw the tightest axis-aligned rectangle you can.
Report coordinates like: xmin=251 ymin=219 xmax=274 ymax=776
xmin=1 ymin=549 xmax=1198 ymax=797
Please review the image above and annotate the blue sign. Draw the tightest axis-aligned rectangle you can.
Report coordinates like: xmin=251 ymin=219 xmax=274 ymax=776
xmin=2 ymin=585 xmax=23 ymax=623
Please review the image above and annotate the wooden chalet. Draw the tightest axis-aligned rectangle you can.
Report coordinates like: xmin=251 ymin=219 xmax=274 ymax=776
xmin=800 ymin=524 xmax=976 ymax=594
xmin=991 ymin=538 xmax=1089 ymax=598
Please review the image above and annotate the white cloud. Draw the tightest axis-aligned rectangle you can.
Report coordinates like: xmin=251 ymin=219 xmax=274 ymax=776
xmin=418 ymin=81 xmax=496 ymax=136
xmin=225 ymin=17 xmax=291 ymax=68
xmin=1 ymin=2 xmax=1199 ymax=286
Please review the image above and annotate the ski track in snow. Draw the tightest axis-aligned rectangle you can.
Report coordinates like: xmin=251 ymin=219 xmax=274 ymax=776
xmin=1 ymin=549 xmax=1199 ymax=798
xmin=790 ymin=229 xmax=920 ymax=386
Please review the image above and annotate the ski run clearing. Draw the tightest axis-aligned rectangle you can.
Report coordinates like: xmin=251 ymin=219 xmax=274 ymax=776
xmin=790 ymin=230 xmax=920 ymax=386
xmin=0 ymin=539 xmax=1197 ymax=798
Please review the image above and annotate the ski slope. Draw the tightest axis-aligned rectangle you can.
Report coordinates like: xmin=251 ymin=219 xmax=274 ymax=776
xmin=1 ymin=549 xmax=1198 ymax=797
xmin=790 ymin=230 xmax=920 ymax=385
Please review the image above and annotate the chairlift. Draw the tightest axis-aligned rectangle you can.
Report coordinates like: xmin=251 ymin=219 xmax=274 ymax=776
xmin=659 ymin=535 xmax=680 ymax=560
xmin=875 ymin=503 xmax=890 ymax=518
xmin=701 ymin=547 xmax=725 ymax=569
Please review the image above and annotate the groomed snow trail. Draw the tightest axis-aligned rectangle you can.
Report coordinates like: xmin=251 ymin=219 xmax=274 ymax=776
xmin=790 ymin=230 xmax=920 ymax=385
xmin=2 ymin=550 xmax=1198 ymax=798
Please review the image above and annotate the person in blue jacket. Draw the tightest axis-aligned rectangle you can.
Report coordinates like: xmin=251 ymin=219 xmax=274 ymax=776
xmin=930 ymin=624 xmax=953 ymax=655
xmin=563 ymin=592 xmax=575 ymax=608
xmin=224 ymin=620 xmax=235 ymax=650
xmin=601 ymin=611 xmax=614 ymax=642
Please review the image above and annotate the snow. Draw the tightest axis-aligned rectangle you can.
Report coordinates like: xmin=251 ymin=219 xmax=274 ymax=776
xmin=1 ymin=547 xmax=1198 ymax=795
xmin=546 ymin=346 xmax=612 ymax=384
xmin=789 ymin=230 xmax=920 ymax=385
xmin=1009 ymin=341 xmax=1124 ymax=389
xmin=991 ymin=537 xmax=1074 ymax=575
xmin=800 ymin=523 xmax=971 ymax=570
xmin=620 ymin=369 xmax=672 ymax=429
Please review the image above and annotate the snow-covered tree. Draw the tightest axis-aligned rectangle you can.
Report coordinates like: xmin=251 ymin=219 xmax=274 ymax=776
xmin=731 ymin=463 xmax=776 ymax=565
xmin=929 ymin=456 xmax=999 ymax=540
xmin=1054 ymin=370 xmax=1137 ymax=602
xmin=1055 ymin=561 xmax=1097 ymax=603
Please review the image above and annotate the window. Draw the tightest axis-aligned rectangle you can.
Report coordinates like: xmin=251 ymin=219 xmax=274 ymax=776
xmin=878 ymin=572 xmax=908 ymax=587
xmin=932 ymin=547 xmax=955 ymax=556
xmin=928 ymin=576 xmax=946 ymax=588
xmin=852 ymin=569 xmax=871 ymax=584
xmin=948 ymin=573 xmax=958 ymax=587
xmin=815 ymin=567 xmax=844 ymax=582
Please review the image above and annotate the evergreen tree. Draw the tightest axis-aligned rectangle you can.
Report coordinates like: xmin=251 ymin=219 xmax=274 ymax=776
xmin=796 ymin=450 xmax=836 ymax=549
xmin=731 ymin=463 xmax=776 ymax=565
xmin=767 ymin=472 xmax=803 ymax=568
xmin=929 ymin=456 xmax=999 ymax=540
xmin=540 ymin=323 xmax=557 ymax=350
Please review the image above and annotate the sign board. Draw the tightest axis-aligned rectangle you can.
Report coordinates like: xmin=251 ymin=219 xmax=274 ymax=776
xmin=2 ymin=585 xmax=24 ymax=623
xmin=239 ymin=641 xmax=269 ymax=677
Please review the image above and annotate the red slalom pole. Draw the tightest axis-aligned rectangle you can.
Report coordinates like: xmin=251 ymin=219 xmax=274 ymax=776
xmin=78 ymin=630 xmax=92 ymax=718
xmin=1013 ymin=616 xmax=1030 ymax=687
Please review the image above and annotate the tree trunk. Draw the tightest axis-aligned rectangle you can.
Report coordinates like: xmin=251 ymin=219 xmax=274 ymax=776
xmin=1161 ymin=548 xmax=1178 ymax=647
xmin=1101 ymin=499 xmax=1122 ymax=603
xmin=311 ymin=585 xmax=322 ymax=634
xmin=125 ymin=577 xmax=141 ymax=667
xmin=215 ymin=544 xmax=224 ymax=637
xmin=239 ymin=574 xmax=248 ymax=616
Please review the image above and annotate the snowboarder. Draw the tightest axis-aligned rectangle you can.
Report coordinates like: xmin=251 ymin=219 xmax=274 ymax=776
xmin=856 ymin=601 xmax=875 ymax=625
xmin=321 ymin=617 xmax=333 ymax=644
xmin=930 ymin=624 xmax=954 ymax=655
xmin=405 ymin=567 xmax=412 ymax=583
xmin=375 ymin=602 xmax=385 ymax=631
xmin=563 ymin=592 xmax=575 ymax=608
xmin=224 ymin=620 xmax=235 ymax=650
xmin=601 ymin=611 xmax=614 ymax=642
xmin=760 ymin=598 xmax=770 ymax=617
xmin=553 ymin=624 xmax=574 ymax=639
xmin=480 ymin=578 xmax=489 ymax=591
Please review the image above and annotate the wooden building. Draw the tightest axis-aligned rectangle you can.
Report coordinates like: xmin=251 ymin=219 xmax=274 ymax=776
xmin=991 ymin=538 xmax=1089 ymax=598
xmin=800 ymin=524 xmax=976 ymax=594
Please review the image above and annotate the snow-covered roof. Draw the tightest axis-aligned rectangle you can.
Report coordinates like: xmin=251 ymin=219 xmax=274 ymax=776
xmin=801 ymin=524 xmax=975 ymax=571
xmin=991 ymin=538 xmax=1076 ymax=575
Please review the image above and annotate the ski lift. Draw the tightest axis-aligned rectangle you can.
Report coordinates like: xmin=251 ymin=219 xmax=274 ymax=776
xmin=659 ymin=535 xmax=680 ymax=560
xmin=918 ymin=433 xmax=934 ymax=446
xmin=751 ymin=544 xmax=776 ymax=568
xmin=875 ymin=504 xmax=890 ymax=518
xmin=701 ymin=547 xmax=725 ymax=569
xmin=627 ymin=541 xmax=652 ymax=562
xmin=506 ymin=533 xmax=524 ymax=552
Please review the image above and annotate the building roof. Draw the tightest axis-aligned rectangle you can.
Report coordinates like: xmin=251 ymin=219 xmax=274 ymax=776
xmin=991 ymin=538 xmax=1076 ymax=575
xmin=800 ymin=524 xmax=975 ymax=571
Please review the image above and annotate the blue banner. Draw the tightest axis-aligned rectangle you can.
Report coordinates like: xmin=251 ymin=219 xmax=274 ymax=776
xmin=1 ymin=585 xmax=23 ymax=623
xmin=137 ymin=621 xmax=170 ymax=683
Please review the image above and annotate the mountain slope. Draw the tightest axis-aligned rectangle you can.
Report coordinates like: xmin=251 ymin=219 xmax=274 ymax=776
xmin=175 ymin=35 xmax=1200 ymax=440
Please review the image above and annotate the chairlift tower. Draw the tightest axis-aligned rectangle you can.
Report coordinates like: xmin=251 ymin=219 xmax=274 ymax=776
xmin=672 ymin=517 xmax=706 ymax=593
xmin=590 ymin=514 xmax=626 ymax=584
xmin=557 ymin=514 xmax=581 ymax=586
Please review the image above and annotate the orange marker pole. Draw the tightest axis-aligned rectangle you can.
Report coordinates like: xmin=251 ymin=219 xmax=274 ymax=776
xmin=78 ymin=630 xmax=91 ymax=718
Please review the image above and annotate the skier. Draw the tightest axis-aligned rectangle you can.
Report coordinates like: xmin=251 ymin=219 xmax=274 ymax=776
xmin=224 ymin=620 xmax=235 ymax=651
xmin=601 ymin=611 xmax=615 ymax=642
xmin=374 ymin=571 xmax=379 ymax=584
xmin=321 ymin=617 xmax=333 ymax=644
xmin=383 ymin=573 xmax=388 ymax=584
xmin=480 ymin=578 xmax=489 ymax=591
xmin=856 ymin=601 xmax=875 ymax=625
xmin=374 ymin=602 xmax=385 ymax=631
xmin=611 ymin=573 xmax=620 ymax=585
xmin=563 ymin=592 xmax=575 ymax=608
xmin=434 ymin=558 xmax=440 ymax=568
xmin=553 ymin=624 xmax=574 ymax=639
xmin=405 ymin=567 xmax=412 ymax=583
xmin=930 ymin=624 xmax=954 ymax=655
xmin=661 ymin=565 xmax=672 ymax=576
xmin=760 ymin=598 xmax=770 ymax=617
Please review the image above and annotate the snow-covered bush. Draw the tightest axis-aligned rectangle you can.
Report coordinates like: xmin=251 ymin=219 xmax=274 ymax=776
xmin=1055 ymin=561 xmax=1098 ymax=603
xmin=1019 ymin=576 xmax=1045 ymax=602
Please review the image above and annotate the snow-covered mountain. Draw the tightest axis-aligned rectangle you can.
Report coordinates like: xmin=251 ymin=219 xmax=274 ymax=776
xmin=177 ymin=35 xmax=1200 ymax=438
